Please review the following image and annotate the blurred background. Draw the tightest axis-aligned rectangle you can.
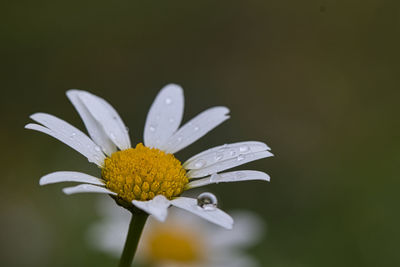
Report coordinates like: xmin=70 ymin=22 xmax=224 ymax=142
xmin=1 ymin=0 xmax=399 ymax=266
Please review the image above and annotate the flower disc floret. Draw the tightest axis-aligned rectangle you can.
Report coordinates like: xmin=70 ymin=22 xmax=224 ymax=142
xmin=102 ymin=143 xmax=188 ymax=202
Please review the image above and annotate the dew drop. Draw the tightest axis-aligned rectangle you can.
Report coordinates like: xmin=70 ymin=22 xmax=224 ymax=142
xmin=70 ymin=132 xmax=77 ymax=138
xmin=194 ymin=126 xmax=199 ymax=131
xmin=197 ymin=192 xmax=218 ymax=211
xmin=109 ymin=133 xmax=116 ymax=141
xmin=218 ymin=144 xmax=228 ymax=152
xmin=165 ymin=97 xmax=172 ymax=105
xmin=215 ymin=153 xmax=224 ymax=161
xmin=149 ymin=125 xmax=156 ymax=132
xmin=239 ymin=145 xmax=250 ymax=153
xmin=237 ymin=154 xmax=245 ymax=161
xmin=194 ymin=159 xmax=206 ymax=168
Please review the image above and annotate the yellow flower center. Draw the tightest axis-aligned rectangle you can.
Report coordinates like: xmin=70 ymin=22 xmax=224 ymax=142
xmin=102 ymin=143 xmax=188 ymax=202
xmin=147 ymin=227 xmax=203 ymax=263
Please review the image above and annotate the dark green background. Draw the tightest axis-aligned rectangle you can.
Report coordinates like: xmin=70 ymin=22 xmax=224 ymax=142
xmin=1 ymin=1 xmax=399 ymax=266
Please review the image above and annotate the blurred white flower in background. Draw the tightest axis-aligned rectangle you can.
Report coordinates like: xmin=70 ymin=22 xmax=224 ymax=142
xmin=88 ymin=198 xmax=265 ymax=267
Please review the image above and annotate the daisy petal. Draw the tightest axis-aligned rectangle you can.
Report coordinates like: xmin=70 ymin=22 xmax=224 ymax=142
xmin=26 ymin=113 xmax=106 ymax=166
xmin=39 ymin=171 xmax=105 ymax=186
xmin=62 ymin=184 xmax=116 ymax=195
xmin=132 ymin=195 xmax=171 ymax=221
xmin=163 ymin=107 xmax=230 ymax=154
xmin=78 ymin=91 xmax=131 ymax=150
xmin=187 ymin=151 xmax=273 ymax=178
xmin=67 ymin=90 xmax=117 ymax=156
xmin=186 ymin=170 xmax=270 ymax=188
xmin=183 ymin=141 xmax=270 ymax=170
xmin=144 ymin=84 xmax=184 ymax=149
xmin=170 ymin=197 xmax=233 ymax=229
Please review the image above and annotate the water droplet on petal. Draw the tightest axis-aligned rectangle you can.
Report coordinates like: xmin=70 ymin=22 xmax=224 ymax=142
xmin=149 ymin=125 xmax=156 ymax=132
xmin=70 ymin=132 xmax=77 ymax=138
xmin=215 ymin=153 xmax=223 ymax=161
xmin=218 ymin=144 xmax=228 ymax=152
xmin=194 ymin=126 xmax=199 ymax=131
xmin=239 ymin=145 xmax=250 ymax=153
xmin=197 ymin=192 xmax=218 ymax=211
xmin=194 ymin=159 xmax=206 ymax=168
xmin=165 ymin=98 xmax=172 ymax=104
xmin=109 ymin=133 xmax=116 ymax=141
xmin=237 ymin=154 xmax=245 ymax=161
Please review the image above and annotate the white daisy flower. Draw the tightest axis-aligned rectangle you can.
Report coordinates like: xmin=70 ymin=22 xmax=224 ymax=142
xmin=88 ymin=198 xmax=264 ymax=267
xmin=26 ymin=84 xmax=273 ymax=229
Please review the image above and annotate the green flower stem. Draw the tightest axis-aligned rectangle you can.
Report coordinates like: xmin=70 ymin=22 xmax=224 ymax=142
xmin=118 ymin=211 xmax=148 ymax=267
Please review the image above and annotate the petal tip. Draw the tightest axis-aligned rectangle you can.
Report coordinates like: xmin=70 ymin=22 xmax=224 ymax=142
xmin=29 ymin=112 xmax=48 ymax=121
xmin=62 ymin=187 xmax=73 ymax=195
xmin=66 ymin=89 xmax=79 ymax=95
xmin=219 ymin=106 xmax=230 ymax=115
xmin=225 ymin=223 xmax=234 ymax=230
xmin=38 ymin=177 xmax=46 ymax=186
xmin=24 ymin=123 xmax=34 ymax=129
xmin=165 ymin=83 xmax=182 ymax=88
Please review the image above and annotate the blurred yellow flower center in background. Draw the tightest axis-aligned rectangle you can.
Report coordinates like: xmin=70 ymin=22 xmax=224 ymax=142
xmin=148 ymin=228 xmax=202 ymax=263
xmin=102 ymin=143 xmax=188 ymax=202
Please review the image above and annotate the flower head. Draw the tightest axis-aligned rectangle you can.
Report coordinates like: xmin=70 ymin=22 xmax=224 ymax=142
xmin=26 ymin=84 xmax=273 ymax=228
xmin=89 ymin=198 xmax=264 ymax=267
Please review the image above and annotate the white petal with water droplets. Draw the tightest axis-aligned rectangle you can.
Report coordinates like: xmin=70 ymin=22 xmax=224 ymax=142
xmin=78 ymin=91 xmax=131 ymax=150
xmin=163 ymin=107 xmax=230 ymax=154
xmin=62 ymin=184 xmax=116 ymax=195
xmin=170 ymin=197 xmax=233 ymax=229
xmin=132 ymin=195 xmax=171 ymax=221
xmin=183 ymin=141 xmax=270 ymax=170
xmin=40 ymin=171 xmax=105 ymax=186
xmin=186 ymin=170 xmax=270 ymax=188
xmin=26 ymin=113 xmax=106 ymax=166
xmin=67 ymin=90 xmax=117 ymax=156
xmin=187 ymin=150 xmax=273 ymax=178
xmin=144 ymin=84 xmax=184 ymax=149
